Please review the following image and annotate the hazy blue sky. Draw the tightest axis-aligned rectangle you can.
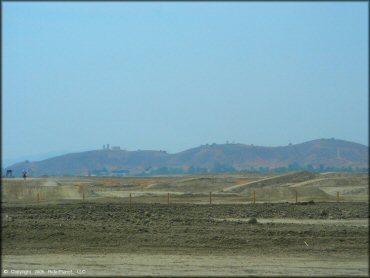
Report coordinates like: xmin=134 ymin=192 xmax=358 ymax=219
xmin=2 ymin=2 xmax=368 ymax=165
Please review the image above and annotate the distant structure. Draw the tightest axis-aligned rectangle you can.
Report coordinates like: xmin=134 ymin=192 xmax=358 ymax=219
xmin=103 ymin=144 xmax=115 ymax=150
xmin=6 ymin=169 xmax=12 ymax=177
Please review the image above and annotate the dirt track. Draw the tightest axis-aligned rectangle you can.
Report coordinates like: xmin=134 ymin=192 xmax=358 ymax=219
xmin=1 ymin=173 xmax=369 ymax=276
xmin=2 ymin=202 xmax=369 ymax=276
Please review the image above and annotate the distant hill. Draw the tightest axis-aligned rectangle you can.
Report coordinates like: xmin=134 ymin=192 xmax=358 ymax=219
xmin=5 ymin=139 xmax=369 ymax=176
xmin=2 ymin=150 xmax=72 ymax=168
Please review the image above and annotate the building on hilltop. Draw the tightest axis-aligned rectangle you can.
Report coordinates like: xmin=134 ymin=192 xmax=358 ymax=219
xmin=103 ymin=144 xmax=119 ymax=150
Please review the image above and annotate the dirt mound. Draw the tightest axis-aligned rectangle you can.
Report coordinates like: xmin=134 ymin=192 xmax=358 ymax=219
xmin=288 ymin=175 xmax=369 ymax=202
xmin=238 ymin=185 xmax=333 ymax=202
xmin=146 ymin=176 xmax=236 ymax=193
xmin=291 ymin=176 xmax=368 ymax=188
xmin=224 ymin=171 xmax=318 ymax=193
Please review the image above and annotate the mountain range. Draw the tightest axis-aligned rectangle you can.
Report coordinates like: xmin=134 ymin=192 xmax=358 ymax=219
xmin=5 ymin=138 xmax=369 ymax=176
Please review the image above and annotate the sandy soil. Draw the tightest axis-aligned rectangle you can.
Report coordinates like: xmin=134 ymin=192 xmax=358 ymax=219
xmin=2 ymin=253 xmax=367 ymax=276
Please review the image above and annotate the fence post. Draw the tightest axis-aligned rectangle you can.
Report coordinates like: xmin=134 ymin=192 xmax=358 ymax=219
xmin=210 ymin=192 xmax=212 ymax=205
xmin=167 ymin=192 xmax=170 ymax=205
xmin=37 ymin=192 xmax=40 ymax=205
xmin=337 ymin=191 xmax=339 ymax=202
xmin=295 ymin=191 xmax=298 ymax=203
xmin=253 ymin=190 xmax=256 ymax=204
xmin=130 ymin=193 xmax=132 ymax=207
xmin=82 ymin=192 xmax=85 ymax=202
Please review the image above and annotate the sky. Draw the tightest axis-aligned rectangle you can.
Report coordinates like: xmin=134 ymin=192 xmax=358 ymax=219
xmin=2 ymin=2 xmax=369 ymax=166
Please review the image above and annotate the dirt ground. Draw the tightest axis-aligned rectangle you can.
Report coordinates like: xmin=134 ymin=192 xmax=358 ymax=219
xmin=2 ymin=202 xmax=369 ymax=276
xmin=1 ymin=172 xmax=369 ymax=276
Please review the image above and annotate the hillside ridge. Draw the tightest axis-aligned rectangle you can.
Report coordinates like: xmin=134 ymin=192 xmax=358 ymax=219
xmin=5 ymin=138 xmax=369 ymax=176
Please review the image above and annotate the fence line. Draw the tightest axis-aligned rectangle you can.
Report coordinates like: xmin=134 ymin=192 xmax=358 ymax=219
xmin=1 ymin=185 xmax=348 ymax=205
xmin=73 ymin=189 xmax=339 ymax=205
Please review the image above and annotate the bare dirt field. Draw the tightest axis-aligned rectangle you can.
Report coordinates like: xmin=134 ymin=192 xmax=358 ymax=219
xmin=1 ymin=171 xmax=369 ymax=276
